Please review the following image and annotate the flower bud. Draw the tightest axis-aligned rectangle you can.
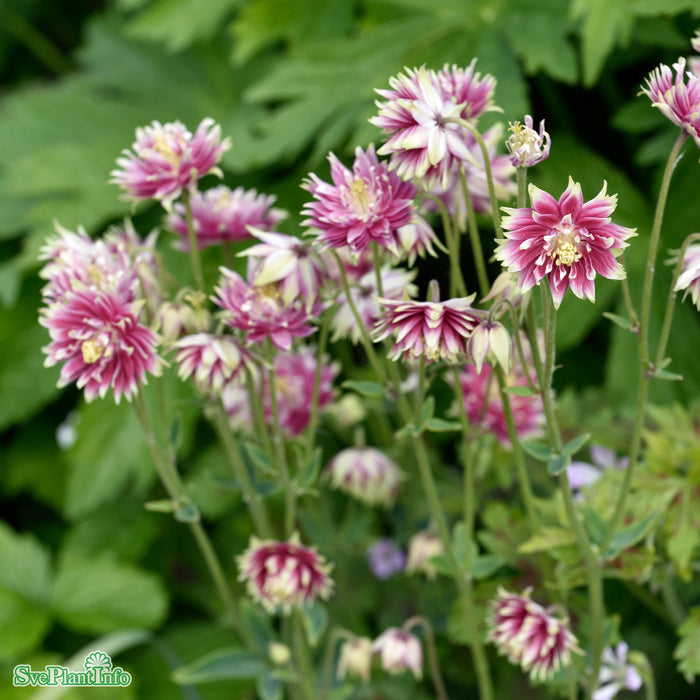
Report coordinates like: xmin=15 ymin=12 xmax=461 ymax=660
xmin=372 ymin=627 xmax=423 ymax=680
xmin=469 ymin=320 xmax=511 ymax=374
xmin=337 ymin=636 xmax=373 ymax=682
xmin=268 ymin=642 xmax=291 ymax=666
xmin=506 ymin=115 xmax=551 ymax=168
xmin=405 ymin=531 xmax=444 ymax=579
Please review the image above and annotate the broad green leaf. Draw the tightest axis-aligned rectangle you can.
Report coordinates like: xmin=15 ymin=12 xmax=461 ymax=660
xmin=424 ymin=417 xmax=462 ymax=432
xmin=674 ymin=606 xmax=700 ymax=683
xmin=562 ymin=433 xmax=592 ymax=457
xmin=582 ymin=506 xmax=608 ymax=546
xmin=471 ymin=554 xmax=506 ymax=580
xmin=300 ymin=600 xmax=328 ymax=648
xmin=519 ymin=527 xmax=576 ymax=553
xmin=257 ymin=671 xmax=283 ymax=700
xmin=604 ymin=513 xmax=658 ymax=560
xmin=522 ymin=441 xmax=552 ymax=462
xmin=50 ymin=556 xmax=168 ymax=633
xmin=0 ymin=588 xmax=52 ymax=660
xmin=126 ymin=0 xmax=242 ymax=51
xmin=240 ymin=600 xmax=275 ymax=656
xmin=172 ymin=647 xmax=265 ymax=684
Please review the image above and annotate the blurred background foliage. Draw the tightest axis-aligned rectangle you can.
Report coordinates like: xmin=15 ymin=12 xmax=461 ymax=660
xmin=2 ymin=0 xmax=700 ymax=697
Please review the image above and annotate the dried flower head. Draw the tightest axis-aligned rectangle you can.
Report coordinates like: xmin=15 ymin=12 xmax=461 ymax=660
xmin=496 ymin=178 xmax=636 ymax=308
xmin=111 ymin=118 xmax=231 ymax=209
xmin=237 ymin=533 xmax=334 ymax=614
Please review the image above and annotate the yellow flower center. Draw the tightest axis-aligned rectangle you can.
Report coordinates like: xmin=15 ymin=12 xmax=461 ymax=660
xmin=152 ymin=132 xmax=182 ymax=169
xmin=349 ymin=178 xmax=373 ymax=215
xmin=548 ymin=223 xmax=582 ymax=267
xmin=81 ymin=339 xmax=105 ymax=364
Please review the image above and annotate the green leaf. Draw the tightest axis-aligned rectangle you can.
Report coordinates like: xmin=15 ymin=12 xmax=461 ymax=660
xmin=297 ymin=446 xmax=323 ymax=488
xmin=257 ymin=671 xmax=283 ymax=700
xmin=582 ymin=506 xmax=608 ymax=546
xmin=522 ymin=441 xmax=552 ymax=462
xmin=674 ymin=606 xmax=700 ymax=683
xmin=51 ymin=555 xmax=168 ymax=634
xmin=0 ymin=588 xmax=52 ymax=660
xmin=172 ymin=647 xmax=265 ymax=684
xmin=173 ymin=497 xmax=201 ymax=523
xmin=562 ymin=433 xmax=592 ymax=458
xmin=602 ymin=312 xmax=634 ymax=331
xmin=519 ymin=527 xmax=576 ymax=553
xmin=471 ymin=554 xmax=506 ymax=580
xmin=240 ymin=600 xmax=275 ymax=656
xmin=144 ymin=499 xmax=175 ymax=513
xmin=666 ymin=487 xmax=700 ymax=581
xmin=341 ymin=379 xmax=385 ymax=399
xmin=242 ymin=441 xmax=276 ymax=476
xmin=420 ymin=396 xmax=436 ymax=423
xmin=300 ymin=600 xmax=328 ymax=647
xmin=604 ymin=513 xmax=658 ymax=560
xmin=651 ymin=368 xmax=684 ymax=382
xmin=424 ymin=417 xmax=462 ymax=433
xmin=547 ymin=452 xmax=571 ymax=476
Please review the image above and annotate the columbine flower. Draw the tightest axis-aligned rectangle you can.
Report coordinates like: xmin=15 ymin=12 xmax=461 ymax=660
xmin=241 ymin=230 xmax=327 ymax=312
xmin=594 ymin=643 xmax=643 ymax=700
xmin=371 ymin=66 xmax=479 ymax=187
xmin=568 ymin=445 xmax=629 ymax=495
xmin=40 ymin=288 xmax=162 ymax=404
xmin=172 ymin=333 xmax=253 ymax=394
xmin=212 ymin=268 xmax=314 ymax=351
xmin=302 ymin=145 xmax=416 ymax=254
xmin=456 ymin=334 xmax=543 ymax=447
xmin=468 ymin=319 xmax=511 ymax=374
xmin=366 ymin=539 xmax=406 ymax=580
xmin=487 ymin=587 xmax=581 ymax=682
xmin=325 ymin=447 xmax=403 ymax=507
xmin=330 ymin=266 xmax=417 ymax=345
xmin=372 ymin=627 xmax=423 ymax=680
xmin=337 ymin=636 xmax=374 ymax=682
xmin=373 ymin=292 xmax=485 ymax=363
xmin=167 ymin=185 xmax=286 ymax=249
xmin=236 ymin=533 xmax=334 ymax=614
xmin=436 ymin=60 xmax=498 ymax=120
xmin=405 ymin=531 xmax=444 ymax=579
xmin=396 ymin=213 xmax=440 ymax=266
xmin=111 ymin=118 xmax=231 ymax=209
xmin=496 ymin=178 xmax=636 ymax=309
xmin=422 ymin=123 xmax=516 ymax=224
xmin=506 ymin=115 xmax=551 ymax=168
xmin=641 ymin=58 xmax=700 ymax=149
xmin=673 ymin=242 xmax=700 ymax=309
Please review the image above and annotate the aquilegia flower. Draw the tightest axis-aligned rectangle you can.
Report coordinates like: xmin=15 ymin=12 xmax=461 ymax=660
xmin=567 ymin=444 xmax=629 ymax=496
xmin=337 ymin=636 xmax=374 ymax=682
xmin=405 ymin=531 xmax=444 ymax=579
xmin=366 ymin=539 xmax=406 ymax=580
xmin=487 ymin=587 xmax=581 ymax=682
xmin=506 ymin=115 xmax=551 ymax=168
xmin=172 ymin=333 xmax=253 ymax=394
xmin=41 ymin=288 xmax=162 ymax=404
xmin=167 ymin=185 xmax=286 ymax=249
xmin=325 ymin=447 xmax=403 ymax=507
xmin=241 ymin=229 xmax=327 ymax=312
xmin=496 ymin=178 xmax=636 ymax=308
xmin=111 ymin=118 xmax=231 ymax=209
xmin=302 ymin=144 xmax=416 ymax=254
xmin=673 ymin=242 xmax=700 ymax=309
xmin=641 ymin=57 xmax=700 ymax=150
xmin=594 ymin=643 xmax=643 ymax=700
xmin=237 ymin=533 xmax=334 ymax=614
xmin=371 ymin=64 xmax=494 ymax=187
xmin=372 ymin=627 xmax=423 ymax=680
xmin=212 ymin=268 xmax=315 ymax=351
xmin=373 ymin=293 xmax=485 ymax=363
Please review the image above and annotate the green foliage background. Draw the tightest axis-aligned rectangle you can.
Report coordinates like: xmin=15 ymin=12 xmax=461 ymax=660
xmin=2 ymin=0 xmax=700 ymax=697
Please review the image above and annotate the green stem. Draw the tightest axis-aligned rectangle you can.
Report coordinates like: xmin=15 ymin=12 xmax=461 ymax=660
xmin=292 ymin=610 xmax=317 ymax=700
xmin=304 ymin=310 xmax=331 ymax=462
xmin=618 ymin=251 xmax=640 ymax=331
xmin=404 ymin=616 xmax=449 ymax=700
xmin=181 ymin=190 xmax=205 ymax=291
xmin=661 ymin=563 xmax=686 ymax=627
xmin=245 ymin=367 xmax=273 ymax=457
xmin=211 ymin=401 xmax=274 ymax=538
xmin=459 ymin=164 xmax=489 ymax=296
xmin=133 ymin=391 xmax=240 ymax=629
xmin=602 ymin=132 xmax=687 ymax=552
xmin=330 ymin=250 xmax=386 ymax=382
xmin=265 ymin=340 xmax=296 ymax=537
xmin=319 ymin=628 xmax=354 ymax=700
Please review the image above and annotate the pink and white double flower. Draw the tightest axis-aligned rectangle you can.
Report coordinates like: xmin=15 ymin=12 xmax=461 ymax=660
xmin=496 ymin=178 xmax=636 ymax=308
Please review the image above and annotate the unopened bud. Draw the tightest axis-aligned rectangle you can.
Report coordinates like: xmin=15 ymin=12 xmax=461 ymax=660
xmin=268 ymin=642 xmax=291 ymax=666
xmin=506 ymin=115 xmax=551 ymax=168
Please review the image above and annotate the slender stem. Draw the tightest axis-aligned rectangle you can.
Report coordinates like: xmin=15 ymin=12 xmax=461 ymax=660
xmin=181 ymin=190 xmax=205 ymax=291
xmin=654 ymin=233 xmax=700 ymax=368
xmin=603 ymin=133 xmax=687 ymax=552
xmin=371 ymin=242 xmax=385 ymax=297
xmin=319 ymin=628 xmax=354 ymax=700
xmin=132 ymin=391 xmax=240 ymax=629
xmin=405 ymin=616 xmax=449 ymax=700
xmin=459 ymin=164 xmax=489 ymax=296
xmin=211 ymin=401 xmax=274 ymax=538
xmin=265 ymin=340 xmax=296 ymax=537
xmin=618 ymin=251 xmax=640 ymax=330
xmin=516 ymin=167 xmax=528 ymax=208
xmin=292 ymin=610 xmax=317 ymax=700
xmin=304 ymin=310 xmax=331 ymax=462
xmin=661 ymin=563 xmax=686 ymax=627
xmin=330 ymin=250 xmax=386 ymax=382
xmin=245 ymin=367 xmax=273 ymax=457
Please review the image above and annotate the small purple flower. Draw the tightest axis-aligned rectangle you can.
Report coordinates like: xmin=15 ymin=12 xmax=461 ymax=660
xmin=366 ymin=539 xmax=406 ymax=580
xmin=568 ymin=445 xmax=629 ymax=495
